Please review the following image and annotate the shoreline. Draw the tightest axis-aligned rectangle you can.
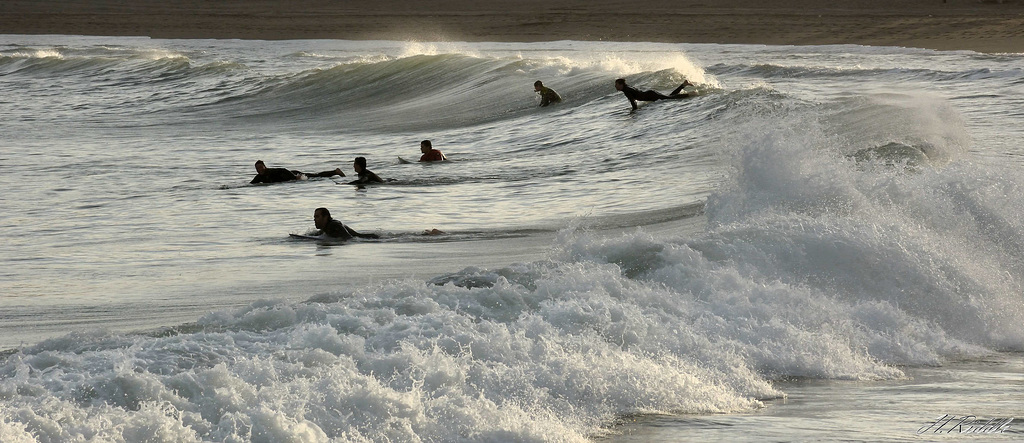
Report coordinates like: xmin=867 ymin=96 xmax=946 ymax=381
xmin=2 ymin=1 xmax=1024 ymax=53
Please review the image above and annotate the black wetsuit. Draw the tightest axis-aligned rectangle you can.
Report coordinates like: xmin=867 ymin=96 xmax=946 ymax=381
xmin=251 ymin=168 xmax=299 ymax=184
xmin=318 ymin=219 xmax=354 ymax=239
xmin=317 ymin=219 xmax=379 ymax=239
xmin=621 ymin=83 xmax=689 ymax=111
xmin=538 ymin=86 xmax=562 ymax=107
xmin=349 ymin=170 xmax=384 ymax=184
xmin=252 ymin=167 xmax=341 ymax=184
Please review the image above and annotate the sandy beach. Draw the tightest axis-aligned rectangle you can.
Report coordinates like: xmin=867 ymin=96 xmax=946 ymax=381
xmin=3 ymin=0 xmax=1024 ymax=53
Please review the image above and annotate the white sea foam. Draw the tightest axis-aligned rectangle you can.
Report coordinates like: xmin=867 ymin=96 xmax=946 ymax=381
xmin=1 ymin=214 xmax=1011 ymax=442
xmin=11 ymin=49 xmax=62 ymax=59
xmin=135 ymin=48 xmax=190 ymax=62
xmin=702 ymin=99 xmax=1024 ymax=355
xmin=1 ymin=260 xmax=774 ymax=441
xmin=5 ymin=188 xmax=1020 ymax=441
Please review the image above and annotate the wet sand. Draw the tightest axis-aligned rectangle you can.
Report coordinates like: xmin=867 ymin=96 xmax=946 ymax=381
xmin=2 ymin=0 xmax=1023 ymax=52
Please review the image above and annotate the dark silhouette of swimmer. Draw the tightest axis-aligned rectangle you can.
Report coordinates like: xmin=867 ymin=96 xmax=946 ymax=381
xmin=614 ymin=78 xmax=693 ymax=111
xmin=419 ymin=140 xmax=447 ymax=162
xmin=534 ymin=80 xmax=562 ymax=107
xmin=251 ymin=160 xmax=345 ymax=184
xmin=348 ymin=157 xmax=384 ymax=184
xmin=313 ymin=207 xmax=379 ymax=239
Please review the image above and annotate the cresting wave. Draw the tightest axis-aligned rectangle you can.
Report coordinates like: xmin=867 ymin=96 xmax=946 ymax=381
xmin=0 ymin=46 xmax=196 ymax=77
xmin=1 ymin=42 xmax=716 ymax=131
xmin=199 ymin=52 xmax=716 ymax=131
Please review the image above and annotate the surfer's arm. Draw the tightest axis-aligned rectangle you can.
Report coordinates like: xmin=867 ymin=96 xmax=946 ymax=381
xmin=345 ymin=225 xmax=379 ymax=239
xmin=621 ymin=88 xmax=638 ymax=110
xmin=624 ymin=94 xmax=637 ymax=111
xmin=320 ymin=222 xmax=354 ymax=239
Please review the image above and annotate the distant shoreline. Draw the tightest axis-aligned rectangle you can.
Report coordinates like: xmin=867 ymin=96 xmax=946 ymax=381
xmin=3 ymin=0 xmax=1024 ymax=53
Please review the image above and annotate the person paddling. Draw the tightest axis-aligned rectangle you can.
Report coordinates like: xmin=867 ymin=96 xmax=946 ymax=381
xmin=614 ymin=78 xmax=693 ymax=111
xmin=311 ymin=207 xmax=379 ymax=239
xmin=347 ymin=156 xmax=384 ymax=184
xmin=534 ymin=80 xmax=562 ymax=107
xmin=251 ymin=160 xmax=344 ymax=184
xmin=418 ymin=140 xmax=447 ymax=162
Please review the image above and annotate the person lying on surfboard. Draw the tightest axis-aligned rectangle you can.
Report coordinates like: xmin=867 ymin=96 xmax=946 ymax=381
xmin=312 ymin=207 xmax=379 ymax=239
xmin=614 ymin=78 xmax=693 ymax=112
xmin=418 ymin=140 xmax=447 ymax=162
xmin=250 ymin=160 xmax=344 ymax=184
xmin=347 ymin=156 xmax=384 ymax=184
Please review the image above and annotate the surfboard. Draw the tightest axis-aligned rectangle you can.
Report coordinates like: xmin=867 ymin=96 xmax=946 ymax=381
xmin=289 ymin=233 xmax=323 ymax=240
xmin=397 ymin=156 xmax=413 ymax=164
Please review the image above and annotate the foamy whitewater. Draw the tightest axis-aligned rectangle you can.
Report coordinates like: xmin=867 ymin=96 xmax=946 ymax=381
xmin=1 ymin=36 xmax=1023 ymax=441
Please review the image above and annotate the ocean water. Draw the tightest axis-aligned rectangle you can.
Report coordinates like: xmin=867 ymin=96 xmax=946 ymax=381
xmin=1 ymin=35 xmax=1023 ymax=441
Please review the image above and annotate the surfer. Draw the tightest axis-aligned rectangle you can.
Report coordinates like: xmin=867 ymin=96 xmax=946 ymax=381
xmin=614 ymin=78 xmax=693 ymax=111
xmin=250 ymin=160 xmax=345 ymax=184
xmin=534 ymin=80 xmax=562 ymax=107
xmin=312 ymin=207 xmax=379 ymax=239
xmin=418 ymin=140 xmax=447 ymax=162
xmin=348 ymin=156 xmax=384 ymax=184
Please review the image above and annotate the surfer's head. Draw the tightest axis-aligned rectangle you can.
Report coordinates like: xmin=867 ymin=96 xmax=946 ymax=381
xmin=534 ymin=80 xmax=544 ymax=91
xmin=420 ymin=140 xmax=432 ymax=153
xmin=254 ymin=160 xmax=266 ymax=173
xmin=353 ymin=156 xmax=367 ymax=173
xmin=614 ymin=78 xmax=626 ymax=91
xmin=314 ymin=207 xmax=331 ymax=229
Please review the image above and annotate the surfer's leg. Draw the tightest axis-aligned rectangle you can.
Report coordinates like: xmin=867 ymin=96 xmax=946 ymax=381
xmin=638 ymin=90 xmax=668 ymax=101
xmin=669 ymin=81 xmax=693 ymax=96
xmin=308 ymin=168 xmax=345 ymax=177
